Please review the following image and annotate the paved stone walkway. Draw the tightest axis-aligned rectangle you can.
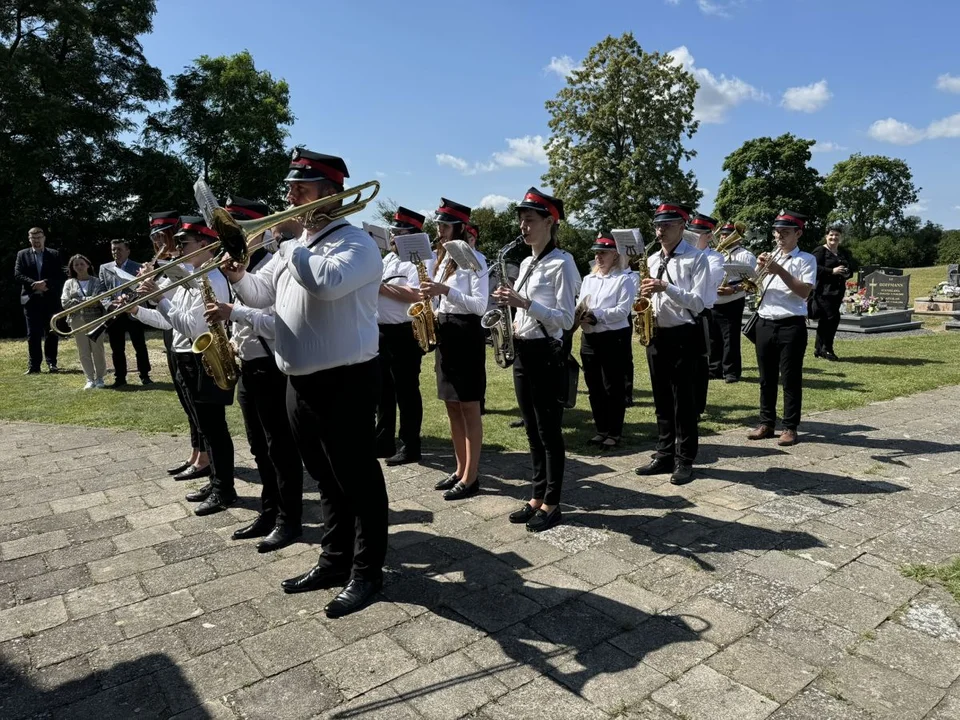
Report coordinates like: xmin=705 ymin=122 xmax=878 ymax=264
xmin=3 ymin=388 xmax=960 ymax=719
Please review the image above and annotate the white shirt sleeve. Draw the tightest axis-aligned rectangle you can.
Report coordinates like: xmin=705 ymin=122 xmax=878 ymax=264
xmin=231 ymin=303 xmax=276 ymax=341
xmin=282 ymin=235 xmax=382 ymax=301
xmin=156 ymin=275 xmax=228 ymax=339
xmin=594 ymin=275 xmax=634 ymax=325
xmin=527 ymin=254 xmax=581 ymax=332
xmin=663 ymin=253 xmax=708 ymax=314
xmin=135 ymin=306 xmax=173 ymax=331
xmin=446 ymin=268 xmax=489 ymax=315
xmin=233 ymin=252 xmax=280 ymax=309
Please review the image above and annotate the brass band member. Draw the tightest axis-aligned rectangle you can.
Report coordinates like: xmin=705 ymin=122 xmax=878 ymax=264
xmin=710 ymin=221 xmax=757 ymax=383
xmin=376 ymin=207 xmax=428 ymax=466
xmin=811 ymin=223 xmax=853 ymax=361
xmin=223 ymin=149 xmax=387 ymax=617
xmin=686 ymin=213 xmax=725 ymax=417
xmin=495 ymin=188 xmax=580 ymax=532
xmin=634 ymin=203 xmax=709 ymax=485
xmin=130 ymin=217 xmax=236 ymax=514
xmin=204 ymin=197 xmax=305 ymax=553
xmin=747 ymin=211 xmax=816 ymax=447
xmin=577 ymin=234 xmax=633 ymax=450
xmin=421 ymin=198 xmax=488 ymax=500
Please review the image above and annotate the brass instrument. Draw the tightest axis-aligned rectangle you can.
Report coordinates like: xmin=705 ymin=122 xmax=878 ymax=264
xmin=714 ymin=221 xmax=758 ymax=294
xmin=50 ymin=178 xmax=380 ymax=337
xmin=632 ymin=250 xmax=655 ymax=346
xmin=573 ymin=294 xmax=592 ymax=329
xmin=481 ymin=236 xmax=523 ymax=368
xmin=407 ymin=257 xmax=437 ymax=353
xmin=192 ymin=273 xmax=240 ymax=391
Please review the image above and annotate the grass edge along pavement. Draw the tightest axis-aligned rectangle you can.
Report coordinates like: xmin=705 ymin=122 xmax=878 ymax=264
xmin=902 ymin=559 xmax=960 ymax=603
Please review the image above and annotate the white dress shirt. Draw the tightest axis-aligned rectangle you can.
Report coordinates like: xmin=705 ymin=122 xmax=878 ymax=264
xmin=434 ymin=249 xmax=489 ymax=316
xmin=136 ymin=270 xmax=231 ymax=353
xmin=378 ymin=251 xmax=421 ymax=325
xmin=513 ymin=248 xmax=582 ymax=340
xmin=232 ymin=220 xmax=382 ymax=375
xmin=714 ymin=246 xmax=758 ymax=305
xmin=701 ymin=247 xmax=726 ymax=309
xmin=757 ymin=247 xmax=817 ymax=320
xmin=646 ymin=239 xmax=710 ymax=329
xmin=578 ymin=269 xmax=634 ymax=334
xmin=230 ymin=252 xmax=275 ymax=362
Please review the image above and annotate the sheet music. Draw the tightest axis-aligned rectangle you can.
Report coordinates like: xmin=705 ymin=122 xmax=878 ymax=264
xmin=362 ymin=222 xmax=391 ymax=252
xmin=393 ymin=233 xmax=433 ymax=264
xmin=193 ymin=178 xmax=222 ymax=229
xmin=611 ymin=228 xmax=645 ymax=259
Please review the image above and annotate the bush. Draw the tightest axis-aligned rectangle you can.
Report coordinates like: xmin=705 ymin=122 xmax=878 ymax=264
xmin=938 ymin=230 xmax=960 ymax=265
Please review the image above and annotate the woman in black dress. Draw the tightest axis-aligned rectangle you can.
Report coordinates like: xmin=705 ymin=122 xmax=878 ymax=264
xmin=811 ymin=223 xmax=854 ymax=361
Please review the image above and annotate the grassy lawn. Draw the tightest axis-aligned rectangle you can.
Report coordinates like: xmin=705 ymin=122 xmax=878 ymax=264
xmin=3 ymin=321 xmax=960 ymax=454
xmin=905 ymin=265 xmax=952 ymax=330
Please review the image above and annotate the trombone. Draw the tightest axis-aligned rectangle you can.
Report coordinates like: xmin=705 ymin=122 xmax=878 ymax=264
xmin=50 ymin=179 xmax=380 ymax=337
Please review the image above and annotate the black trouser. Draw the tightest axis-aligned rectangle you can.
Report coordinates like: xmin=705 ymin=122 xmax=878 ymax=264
xmin=710 ymin=297 xmax=746 ymax=380
xmin=238 ymin=357 xmax=303 ymax=528
xmin=624 ymin=314 xmax=635 ymax=404
xmin=513 ymin=338 xmax=565 ymax=506
xmin=814 ymin=296 xmax=843 ymax=354
xmin=174 ymin=353 xmax=234 ymax=494
xmin=107 ymin=314 xmax=151 ymax=381
xmin=581 ymin=328 xmax=629 ymax=438
xmin=165 ymin=330 xmax=203 ymax=450
xmin=694 ymin=310 xmax=712 ymax=417
xmin=646 ymin=323 xmax=700 ymax=465
xmin=755 ymin=316 xmax=807 ymax=430
xmin=23 ymin=299 xmax=59 ymax=370
xmin=375 ymin=322 xmax=424 ymax=455
xmin=287 ymin=358 xmax=387 ymax=582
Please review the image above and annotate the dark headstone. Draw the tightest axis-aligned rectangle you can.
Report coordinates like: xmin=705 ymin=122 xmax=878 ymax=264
xmin=858 ymin=265 xmax=903 ymax=287
xmin=863 ymin=271 xmax=910 ymax=310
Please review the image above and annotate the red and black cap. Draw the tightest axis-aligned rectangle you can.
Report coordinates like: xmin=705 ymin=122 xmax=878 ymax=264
xmin=591 ymin=232 xmax=617 ymax=252
xmin=773 ymin=210 xmax=807 ymax=230
xmin=435 ymin=198 xmax=471 ymax=224
xmin=517 ymin=187 xmax=564 ymax=221
xmin=717 ymin=221 xmax=737 ymax=237
xmin=465 ymin=222 xmax=479 ymax=240
xmin=653 ymin=203 xmax=692 ymax=224
xmin=390 ymin=206 xmax=425 ymax=232
xmin=686 ymin=213 xmax=718 ymax=234
xmin=225 ymin=196 xmax=272 ymax=221
xmin=174 ymin=216 xmax=218 ymax=241
xmin=149 ymin=211 xmax=179 ymax=234
xmin=285 ymin=148 xmax=349 ymax=186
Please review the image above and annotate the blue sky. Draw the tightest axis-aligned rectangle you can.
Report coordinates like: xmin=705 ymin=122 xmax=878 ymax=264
xmin=141 ymin=0 xmax=960 ymax=229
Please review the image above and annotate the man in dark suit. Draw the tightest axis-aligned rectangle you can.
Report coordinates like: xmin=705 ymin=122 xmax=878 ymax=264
xmin=14 ymin=227 xmax=65 ymax=374
xmin=99 ymin=239 xmax=152 ymax=387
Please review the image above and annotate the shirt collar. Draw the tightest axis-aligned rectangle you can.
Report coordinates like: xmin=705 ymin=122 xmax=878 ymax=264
xmin=305 ymin=219 xmax=349 ymax=245
xmin=662 ymin=239 xmax=693 ymax=257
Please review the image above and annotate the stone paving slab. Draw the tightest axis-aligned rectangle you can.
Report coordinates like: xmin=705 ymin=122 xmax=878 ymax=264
xmin=4 ymin=386 xmax=960 ymax=717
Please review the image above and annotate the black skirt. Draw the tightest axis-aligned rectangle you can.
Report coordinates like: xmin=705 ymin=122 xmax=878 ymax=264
xmin=435 ymin=313 xmax=486 ymax=402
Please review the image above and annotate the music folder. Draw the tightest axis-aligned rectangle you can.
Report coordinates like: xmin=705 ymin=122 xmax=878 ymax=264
xmin=362 ymin=222 xmax=391 ymax=252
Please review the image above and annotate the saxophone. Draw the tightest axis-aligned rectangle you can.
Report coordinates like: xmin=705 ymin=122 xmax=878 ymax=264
xmin=192 ymin=273 xmax=240 ymax=391
xmin=633 ymin=253 xmax=655 ymax=346
xmin=407 ymin=258 xmax=437 ymax=353
xmin=481 ymin=236 xmax=523 ymax=368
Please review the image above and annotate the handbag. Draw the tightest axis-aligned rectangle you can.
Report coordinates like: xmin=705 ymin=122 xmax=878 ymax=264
xmin=742 ymin=311 xmax=759 ymax=344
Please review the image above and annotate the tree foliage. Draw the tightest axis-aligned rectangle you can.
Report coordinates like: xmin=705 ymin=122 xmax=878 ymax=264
xmin=543 ymin=33 xmax=701 ymax=238
xmin=938 ymin=230 xmax=960 ymax=265
xmin=824 ymin=154 xmax=920 ymax=240
xmin=846 ymin=219 xmax=942 ymax=268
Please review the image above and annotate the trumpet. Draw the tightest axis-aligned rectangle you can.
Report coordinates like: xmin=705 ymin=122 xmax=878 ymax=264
xmin=714 ymin=221 xmax=758 ymax=295
xmin=50 ymin=179 xmax=380 ymax=337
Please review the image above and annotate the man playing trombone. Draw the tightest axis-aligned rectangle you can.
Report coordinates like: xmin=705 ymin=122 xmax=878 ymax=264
xmin=711 ymin=222 xmax=757 ymax=383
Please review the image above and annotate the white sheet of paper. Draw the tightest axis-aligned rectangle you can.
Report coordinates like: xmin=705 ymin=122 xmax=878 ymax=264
xmin=393 ymin=233 xmax=433 ymax=264
xmin=362 ymin=222 xmax=391 ymax=251
xmin=723 ymin=263 xmax=757 ymax=278
xmin=611 ymin=228 xmax=645 ymax=259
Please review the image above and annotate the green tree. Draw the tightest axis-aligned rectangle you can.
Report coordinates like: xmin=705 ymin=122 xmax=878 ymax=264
xmin=145 ymin=50 xmax=294 ymax=207
xmin=543 ymin=33 xmax=700 ymax=237
xmin=824 ymin=154 xmax=920 ymax=239
xmin=713 ymin=134 xmax=834 ymax=250
xmin=938 ymin=230 xmax=960 ymax=265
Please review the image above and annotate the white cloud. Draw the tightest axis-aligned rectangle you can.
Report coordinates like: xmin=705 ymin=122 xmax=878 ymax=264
xmin=375 ymin=171 xmax=387 ymax=178
xmin=905 ymin=199 xmax=929 ymax=214
xmin=436 ymin=153 xmax=470 ymax=172
xmin=936 ymin=73 xmax=960 ymax=93
xmin=927 ymin=113 xmax=960 ymax=139
xmin=811 ymin=141 xmax=848 ymax=153
xmin=781 ymin=80 xmax=832 ymax=113
xmin=868 ymin=112 xmax=960 ymax=145
xmin=545 ymin=55 xmax=581 ymax=79
xmin=664 ymin=0 xmax=745 ymax=16
xmin=479 ymin=194 xmax=513 ymax=212
xmin=668 ymin=46 xmax=767 ymax=124
xmin=436 ymin=136 xmax=548 ymax=176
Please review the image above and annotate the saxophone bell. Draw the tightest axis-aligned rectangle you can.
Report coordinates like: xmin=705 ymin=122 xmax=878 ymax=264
xmin=482 ymin=236 xmax=524 ymax=369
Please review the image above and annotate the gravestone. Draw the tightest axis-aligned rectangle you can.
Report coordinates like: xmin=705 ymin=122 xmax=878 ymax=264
xmin=949 ymin=264 xmax=959 ymax=287
xmin=858 ymin=265 xmax=902 ymax=288
xmin=863 ymin=271 xmax=910 ymax=310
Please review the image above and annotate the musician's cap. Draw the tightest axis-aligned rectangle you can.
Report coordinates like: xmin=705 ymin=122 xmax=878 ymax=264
xmin=285 ymin=148 xmax=349 ymax=185
xmin=516 ymin=187 xmax=564 ymax=221
xmin=149 ymin=211 xmax=179 ymax=235
xmin=686 ymin=213 xmax=718 ymax=234
xmin=174 ymin=216 xmax=218 ymax=242
xmin=591 ymin=233 xmax=617 ymax=252
xmin=391 ymin=206 xmax=425 ymax=231
xmin=225 ymin=196 xmax=271 ymax=221
xmin=653 ymin=203 xmax=692 ymax=224
xmin=435 ymin=198 xmax=471 ymax=224
xmin=773 ymin=210 xmax=807 ymax=230
xmin=465 ymin=222 xmax=479 ymax=239
xmin=717 ymin=222 xmax=737 ymax=237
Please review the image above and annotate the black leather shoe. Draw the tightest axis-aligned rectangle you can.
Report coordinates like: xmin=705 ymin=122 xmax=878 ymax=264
xmin=140 ymin=376 xmax=153 ymax=385
xmin=231 ymin=514 xmax=277 ymax=540
xmin=47 ymin=365 xmax=59 ymax=373
xmin=257 ymin=525 xmax=301 ymax=553
xmin=385 ymin=449 xmax=421 ymax=467
xmin=194 ymin=491 xmax=237 ymax=516
xmin=509 ymin=418 xmax=525 ymax=428
xmin=185 ymin=483 xmax=212 ymax=502
xmin=635 ymin=457 xmax=674 ymax=476
xmin=434 ymin=473 xmax=460 ymax=491
xmin=822 ymin=351 xmax=839 ymax=361
xmin=174 ymin=464 xmax=212 ymax=481
xmin=814 ymin=349 xmax=823 ymax=358
xmin=324 ymin=577 xmax=383 ymax=618
xmin=526 ymin=507 xmax=562 ymax=533
xmin=724 ymin=376 xmax=739 ymax=384
xmin=112 ymin=378 xmax=127 ymax=388
xmin=509 ymin=503 xmax=539 ymax=524
xmin=443 ymin=480 xmax=480 ymax=501
xmin=167 ymin=459 xmax=193 ymax=475
xmin=282 ymin=563 xmax=351 ymax=593
xmin=671 ymin=463 xmax=694 ymax=485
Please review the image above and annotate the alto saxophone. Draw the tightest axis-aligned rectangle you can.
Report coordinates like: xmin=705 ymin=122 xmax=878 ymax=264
xmin=407 ymin=257 xmax=437 ymax=353
xmin=633 ymin=253 xmax=655 ymax=346
xmin=192 ymin=273 xmax=240 ymax=391
xmin=481 ymin=236 xmax=523 ymax=368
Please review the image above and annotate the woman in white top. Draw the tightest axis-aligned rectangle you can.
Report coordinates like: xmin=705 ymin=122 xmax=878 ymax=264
xmin=419 ymin=198 xmax=489 ymax=501
xmin=493 ymin=187 xmax=580 ymax=532
xmin=577 ymin=235 xmax=634 ymax=449
xmin=60 ymin=254 xmax=107 ymax=389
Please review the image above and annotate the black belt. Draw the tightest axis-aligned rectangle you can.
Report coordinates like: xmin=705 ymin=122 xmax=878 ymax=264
xmin=758 ymin=316 xmax=805 ymax=326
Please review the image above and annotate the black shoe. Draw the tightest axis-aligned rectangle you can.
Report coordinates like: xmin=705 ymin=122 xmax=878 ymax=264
xmin=724 ymin=376 xmax=739 ymax=384
xmin=167 ymin=459 xmax=193 ymax=475
xmin=509 ymin=503 xmax=539 ymax=524
xmin=282 ymin=563 xmax=351 ymax=593
xmin=385 ymin=449 xmax=421 ymax=467
xmin=140 ymin=376 xmax=153 ymax=385
xmin=324 ymin=577 xmax=383 ymax=618
xmin=822 ymin=351 xmax=839 ymax=361
xmin=814 ymin=349 xmax=823 ymax=358
xmin=509 ymin=419 xmax=524 ymax=428
xmin=24 ymin=369 xmax=40 ymax=375
xmin=257 ymin=525 xmax=301 ymax=553
xmin=526 ymin=506 xmax=562 ymax=533
xmin=376 ymin=445 xmax=397 ymax=459
xmin=47 ymin=365 xmax=59 ymax=373
xmin=434 ymin=473 xmax=460 ymax=491
xmin=231 ymin=514 xmax=277 ymax=540
xmin=185 ymin=483 xmax=212 ymax=502
xmin=194 ymin=491 xmax=237 ymax=516
xmin=174 ymin=465 xmax=212 ymax=481
xmin=634 ymin=457 xmax=674 ymax=476
xmin=670 ymin=463 xmax=694 ymax=485
xmin=112 ymin=378 xmax=127 ymax=388
xmin=443 ymin=480 xmax=480 ymax=501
